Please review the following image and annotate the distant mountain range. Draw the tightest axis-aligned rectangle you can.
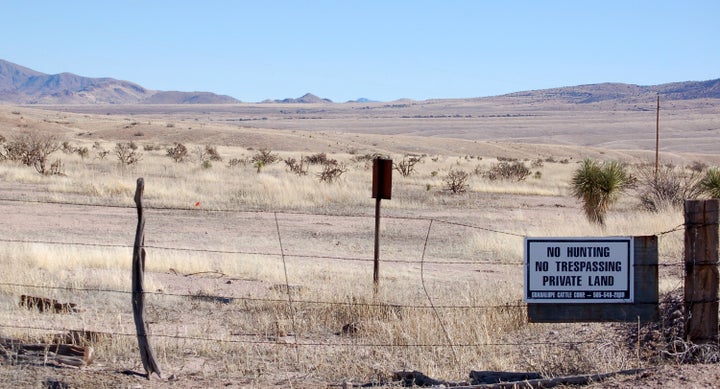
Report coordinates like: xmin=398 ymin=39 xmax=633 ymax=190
xmin=0 ymin=58 xmax=718 ymax=105
xmin=0 ymin=59 xmax=238 ymax=104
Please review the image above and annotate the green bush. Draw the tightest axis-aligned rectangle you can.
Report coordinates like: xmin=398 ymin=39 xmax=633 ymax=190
xmin=571 ymin=158 xmax=631 ymax=225
xmin=700 ymin=168 xmax=720 ymax=198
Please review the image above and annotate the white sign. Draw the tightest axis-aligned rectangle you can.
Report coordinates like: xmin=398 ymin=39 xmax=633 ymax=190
xmin=524 ymin=237 xmax=634 ymax=303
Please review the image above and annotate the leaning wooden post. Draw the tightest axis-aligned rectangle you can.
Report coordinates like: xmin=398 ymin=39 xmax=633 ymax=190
xmin=132 ymin=178 xmax=162 ymax=378
xmin=684 ymin=199 xmax=719 ymax=343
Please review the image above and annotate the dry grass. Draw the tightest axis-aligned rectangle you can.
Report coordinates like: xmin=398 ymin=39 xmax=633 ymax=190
xmin=0 ymin=102 xmax=714 ymax=386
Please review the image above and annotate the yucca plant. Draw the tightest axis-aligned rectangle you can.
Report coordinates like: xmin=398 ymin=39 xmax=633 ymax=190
xmin=700 ymin=167 xmax=720 ymax=198
xmin=571 ymin=158 xmax=631 ymax=226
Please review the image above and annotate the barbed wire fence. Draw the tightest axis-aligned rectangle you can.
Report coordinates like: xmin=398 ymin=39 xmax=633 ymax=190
xmin=0 ymin=195 xmax=693 ymax=381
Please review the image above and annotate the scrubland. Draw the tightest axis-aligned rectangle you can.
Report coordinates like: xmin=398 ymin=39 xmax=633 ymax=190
xmin=0 ymin=101 xmax=717 ymax=387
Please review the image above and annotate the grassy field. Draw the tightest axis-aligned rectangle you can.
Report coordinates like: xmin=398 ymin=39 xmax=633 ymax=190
xmin=0 ymin=100 xmax=716 ymax=387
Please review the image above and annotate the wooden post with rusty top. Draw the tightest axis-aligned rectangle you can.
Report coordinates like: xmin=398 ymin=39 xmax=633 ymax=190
xmin=132 ymin=178 xmax=162 ymax=378
xmin=372 ymin=158 xmax=392 ymax=295
xmin=684 ymin=199 xmax=719 ymax=343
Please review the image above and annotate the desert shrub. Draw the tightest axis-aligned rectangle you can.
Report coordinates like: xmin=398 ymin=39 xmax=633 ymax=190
xmin=318 ymin=163 xmax=347 ymax=183
xmin=394 ymin=155 xmax=423 ymax=177
xmin=351 ymin=153 xmax=373 ymax=163
xmin=49 ymin=159 xmax=64 ymax=175
xmin=305 ymin=152 xmax=330 ymax=165
xmin=689 ymin=161 xmax=708 ymax=173
xmin=473 ymin=164 xmax=483 ymax=176
xmin=635 ymin=164 xmax=703 ymax=212
xmin=91 ymin=142 xmax=109 ymax=160
xmin=284 ymin=157 xmax=308 ymax=176
xmin=444 ymin=169 xmax=469 ymax=194
xmin=251 ymin=149 xmax=279 ymax=165
xmin=1 ymin=132 xmax=61 ymax=175
xmin=351 ymin=153 xmax=384 ymax=163
xmin=115 ymin=142 xmax=142 ymax=168
xmin=700 ymin=168 xmax=720 ymax=199
xmin=227 ymin=157 xmax=248 ymax=168
xmin=166 ymin=143 xmax=189 ymax=163
xmin=205 ymin=145 xmax=222 ymax=162
xmin=76 ymin=146 xmax=89 ymax=160
xmin=351 ymin=153 xmax=386 ymax=170
xmin=485 ymin=161 xmax=531 ymax=181
xmin=571 ymin=158 xmax=631 ymax=225
xmin=61 ymin=141 xmax=76 ymax=154
xmin=192 ymin=145 xmax=222 ymax=166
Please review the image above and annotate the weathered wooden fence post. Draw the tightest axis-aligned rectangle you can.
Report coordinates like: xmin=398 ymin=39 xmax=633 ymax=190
xmin=684 ymin=199 xmax=719 ymax=343
xmin=132 ymin=178 xmax=162 ymax=378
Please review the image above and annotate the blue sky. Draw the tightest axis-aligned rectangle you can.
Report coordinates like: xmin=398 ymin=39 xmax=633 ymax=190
xmin=3 ymin=1 xmax=719 ymax=102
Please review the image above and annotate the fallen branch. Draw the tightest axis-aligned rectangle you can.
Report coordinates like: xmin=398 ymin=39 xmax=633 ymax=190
xmin=0 ymin=337 xmax=94 ymax=368
xmin=470 ymin=371 xmax=542 ymax=384
xmin=383 ymin=369 xmax=648 ymax=388
xmin=183 ymin=270 xmax=228 ymax=278
xmin=456 ymin=368 xmax=648 ymax=389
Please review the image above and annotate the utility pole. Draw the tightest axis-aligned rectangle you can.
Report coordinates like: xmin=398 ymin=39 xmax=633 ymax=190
xmin=655 ymin=94 xmax=660 ymax=182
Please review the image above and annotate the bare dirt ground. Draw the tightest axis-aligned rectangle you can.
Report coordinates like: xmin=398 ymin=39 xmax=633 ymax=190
xmin=1 ymin=99 xmax=719 ymax=387
xmin=0 ymin=181 xmax=544 ymax=388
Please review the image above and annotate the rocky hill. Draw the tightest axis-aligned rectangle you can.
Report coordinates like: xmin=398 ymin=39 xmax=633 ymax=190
xmin=270 ymin=93 xmax=333 ymax=104
xmin=0 ymin=59 xmax=239 ymax=104
xmin=502 ymin=79 xmax=720 ymax=103
xmin=142 ymin=91 xmax=238 ymax=104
